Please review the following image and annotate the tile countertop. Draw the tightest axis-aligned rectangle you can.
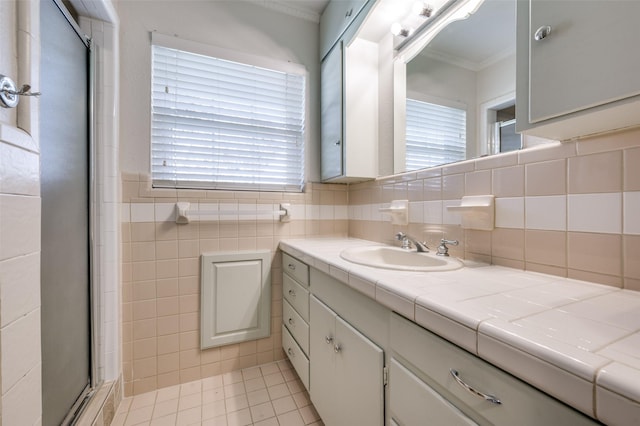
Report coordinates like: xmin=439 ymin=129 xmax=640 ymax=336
xmin=279 ymin=237 xmax=640 ymax=426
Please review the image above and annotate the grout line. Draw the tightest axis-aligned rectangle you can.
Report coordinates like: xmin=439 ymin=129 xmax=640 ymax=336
xmin=114 ymin=360 xmax=322 ymax=426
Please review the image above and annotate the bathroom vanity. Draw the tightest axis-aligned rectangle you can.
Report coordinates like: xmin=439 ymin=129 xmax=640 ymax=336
xmin=280 ymin=238 xmax=640 ymax=425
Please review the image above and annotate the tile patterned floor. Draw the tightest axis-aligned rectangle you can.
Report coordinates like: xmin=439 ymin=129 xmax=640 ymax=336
xmin=111 ymin=360 xmax=323 ymax=426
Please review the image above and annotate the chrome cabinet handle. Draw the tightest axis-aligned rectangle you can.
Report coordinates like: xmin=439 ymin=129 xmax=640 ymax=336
xmin=287 ymin=347 xmax=294 ymax=357
xmin=288 ymin=318 xmax=294 ymax=326
xmin=288 ymin=263 xmax=296 ymax=270
xmin=534 ymin=25 xmax=552 ymax=41
xmin=335 ymin=140 xmax=341 ymax=146
xmin=325 ymin=336 xmax=333 ymax=344
xmin=345 ymin=8 xmax=353 ymax=18
xmin=288 ymin=289 xmax=296 ymax=297
xmin=450 ymin=369 xmax=501 ymax=405
xmin=334 ymin=344 xmax=341 ymax=353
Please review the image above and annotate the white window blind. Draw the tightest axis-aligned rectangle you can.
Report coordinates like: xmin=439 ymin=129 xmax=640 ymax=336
xmin=151 ymin=43 xmax=306 ymax=192
xmin=405 ymin=98 xmax=466 ymax=171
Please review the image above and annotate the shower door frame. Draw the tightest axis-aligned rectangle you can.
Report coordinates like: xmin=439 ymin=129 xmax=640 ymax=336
xmin=42 ymin=0 xmax=99 ymax=424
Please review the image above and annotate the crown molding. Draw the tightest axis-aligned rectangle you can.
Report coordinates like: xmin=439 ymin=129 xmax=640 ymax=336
xmin=247 ymin=0 xmax=322 ymax=23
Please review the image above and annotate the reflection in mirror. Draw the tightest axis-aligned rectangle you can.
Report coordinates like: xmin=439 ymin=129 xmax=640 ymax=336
xmin=395 ymin=0 xmax=554 ymax=174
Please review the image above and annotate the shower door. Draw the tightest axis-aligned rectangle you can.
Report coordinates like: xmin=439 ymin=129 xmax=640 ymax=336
xmin=40 ymin=1 xmax=92 ymax=425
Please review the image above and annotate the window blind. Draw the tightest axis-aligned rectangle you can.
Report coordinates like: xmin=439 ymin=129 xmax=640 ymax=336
xmin=151 ymin=44 xmax=306 ymax=192
xmin=405 ymin=98 xmax=466 ymax=171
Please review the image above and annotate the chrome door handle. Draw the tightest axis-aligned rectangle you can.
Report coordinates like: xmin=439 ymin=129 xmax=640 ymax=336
xmin=287 ymin=347 xmax=294 ymax=357
xmin=450 ymin=369 xmax=501 ymax=405
xmin=288 ymin=263 xmax=296 ymax=270
xmin=288 ymin=318 xmax=294 ymax=326
xmin=288 ymin=289 xmax=296 ymax=297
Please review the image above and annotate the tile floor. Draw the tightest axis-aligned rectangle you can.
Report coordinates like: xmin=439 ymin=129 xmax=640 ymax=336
xmin=111 ymin=360 xmax=323 ymax=426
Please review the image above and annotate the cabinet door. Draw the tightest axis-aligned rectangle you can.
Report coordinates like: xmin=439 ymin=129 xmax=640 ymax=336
xmin=390 ymin=359 xmax=478 ymax=426
xmin=321 ymin=42 xmax=344 ymax=181
xmin=310 ymin=295 xmax=338 ymax=425
xmin=334 ymin=315 xmax=384 ymax=426
xmin=528 ymin=0 xmax=640 ymax=123
xmin=320 ymin=0 xmax=367 ymax=59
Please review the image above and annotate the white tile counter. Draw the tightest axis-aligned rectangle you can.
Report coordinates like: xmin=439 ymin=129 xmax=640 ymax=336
xmin=279 ymin=237 xmax=640 ymax=425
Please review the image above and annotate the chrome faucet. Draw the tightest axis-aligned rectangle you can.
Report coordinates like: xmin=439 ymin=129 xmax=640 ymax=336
xmin=395 ymin=232 xmax=429 ymax=253
xmin=436 ymin=239 xmax=459 ymax=256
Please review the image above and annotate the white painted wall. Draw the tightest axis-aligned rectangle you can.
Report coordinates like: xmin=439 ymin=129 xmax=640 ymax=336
xmin=476 ymin=53 xmax=516 ymax=106
xmin=117 ymin=0 xmax=322 ymax=182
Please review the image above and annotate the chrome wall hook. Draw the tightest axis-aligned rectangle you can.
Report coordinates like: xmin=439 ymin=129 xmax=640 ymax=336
xmin=0 ymin=74 xmax=41 ymax=108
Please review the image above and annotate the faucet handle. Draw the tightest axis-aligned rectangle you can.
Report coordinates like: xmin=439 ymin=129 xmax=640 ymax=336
xmin=437 ymin=239 xmax=459 ymax=256
xmin=395 ymin=232 xmax=411 ymax=250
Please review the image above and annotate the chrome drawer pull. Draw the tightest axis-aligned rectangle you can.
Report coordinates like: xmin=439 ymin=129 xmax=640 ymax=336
xmin=288 ymin=318 xmax=294 ymax=326
xmin=325 ymin=336 xmax=333 ymax=344
xmin=287 ymin=347 xmax=294 ymax=357
xmin=334 ymin=344 xmax=341 ymax=353
xmin=288 ymin=289 xmax=296 ymax=297
xmin=450 ymin=369 xmax=501 ymax=405
xmin=288 ymin=263 xmax=296 ymax=270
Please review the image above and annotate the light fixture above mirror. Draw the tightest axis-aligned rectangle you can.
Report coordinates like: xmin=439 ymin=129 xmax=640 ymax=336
xmin=388 ymin=0 xmax=457 ymax=49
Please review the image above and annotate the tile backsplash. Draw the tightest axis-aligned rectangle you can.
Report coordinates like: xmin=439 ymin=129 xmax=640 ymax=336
xmin=348 ymin=127 xmax=640 ymax=290
xmin=121 ymin=175 xmax=348 ymax=395
xmin=121 ymin=126 xmax=640 ymax=396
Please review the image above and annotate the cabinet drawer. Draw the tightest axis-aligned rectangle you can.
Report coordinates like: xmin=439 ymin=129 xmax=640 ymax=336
xmin=390 ymin=358 xmax=478 ymax=426
xmin=390 ymin=314 xmax=597 ymax=426
xmin=283 ymin=299 xmax=309 ymax=355
xmin=283 ymin=273 xmax=309 ymax=321
xmin=282 ymin=253 xmax=309 ymax=287
xmin=282 ymin=324 xmax=309 ymax=391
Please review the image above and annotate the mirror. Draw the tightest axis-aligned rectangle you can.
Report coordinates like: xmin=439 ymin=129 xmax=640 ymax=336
xmin=393 ymin=0 xmax=553 ymax=174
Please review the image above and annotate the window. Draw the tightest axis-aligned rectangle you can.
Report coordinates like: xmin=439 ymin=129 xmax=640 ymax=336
xmin=405 ymin=98 xmax=466 ymax=171
xmin=151 ymin=34 xmax=306 ymax=192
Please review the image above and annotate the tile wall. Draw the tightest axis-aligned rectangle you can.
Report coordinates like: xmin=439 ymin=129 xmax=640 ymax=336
xmin=0 ymin=0 xmax=42 ymax=423
xmin=349 ymin=127 xmax=640 ymax=290
xmin=121 ymin=173 xmax=348 ymax=396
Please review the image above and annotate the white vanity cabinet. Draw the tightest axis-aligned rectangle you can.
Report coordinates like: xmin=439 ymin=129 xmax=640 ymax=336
xmin=390 ymin=358 xmax=478 ymax=426
xmin=516 ymin=0 xmax=640 ymax=140
xmin=310 ymin=295 xmax=384 ymax=426
xmin=390 ymin=313 xmax=599 ymax=426
xmin=281 ymin=253 xmax=310 ymax=390
xmin=281 ymin=253 xmax=388 ymax=425
xmin=320 ymin=1 xmax=378 ymax=182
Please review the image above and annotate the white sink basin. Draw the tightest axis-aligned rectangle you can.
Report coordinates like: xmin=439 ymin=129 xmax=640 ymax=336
xmin=340 ymin=246 xmax=463 ymax=272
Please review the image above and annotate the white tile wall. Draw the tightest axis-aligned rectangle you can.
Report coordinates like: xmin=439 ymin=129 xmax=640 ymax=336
xmin=495 ymin=197 xmax=525 ymax=229
xmin=525 ymin=196 xmax=567 ymax=231
xmin=442 ymin=200 xmax=463 ymax=225
xmin=0 ymin=194 xmax=41 ymax=260
xmin=624 ymin=192 xmax=640 ymax=235
xmin=0 ymin=252 xmax=40 ymax=327
xmin=2 ymin=363 xmax=42 ymax=426
xmin=1 ymin=309 xmax=41 ymax=394
xmin=131 ymin=203 xmax=155 ymax=222
xmin=424 ymin=200 xmax=443 ymax=224
xmin=568 ymin=193 xmax=622 ymax=234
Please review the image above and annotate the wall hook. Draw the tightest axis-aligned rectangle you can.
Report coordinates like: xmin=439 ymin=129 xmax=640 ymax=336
xmin=0 ymin=74 xmax=41 ymax=108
